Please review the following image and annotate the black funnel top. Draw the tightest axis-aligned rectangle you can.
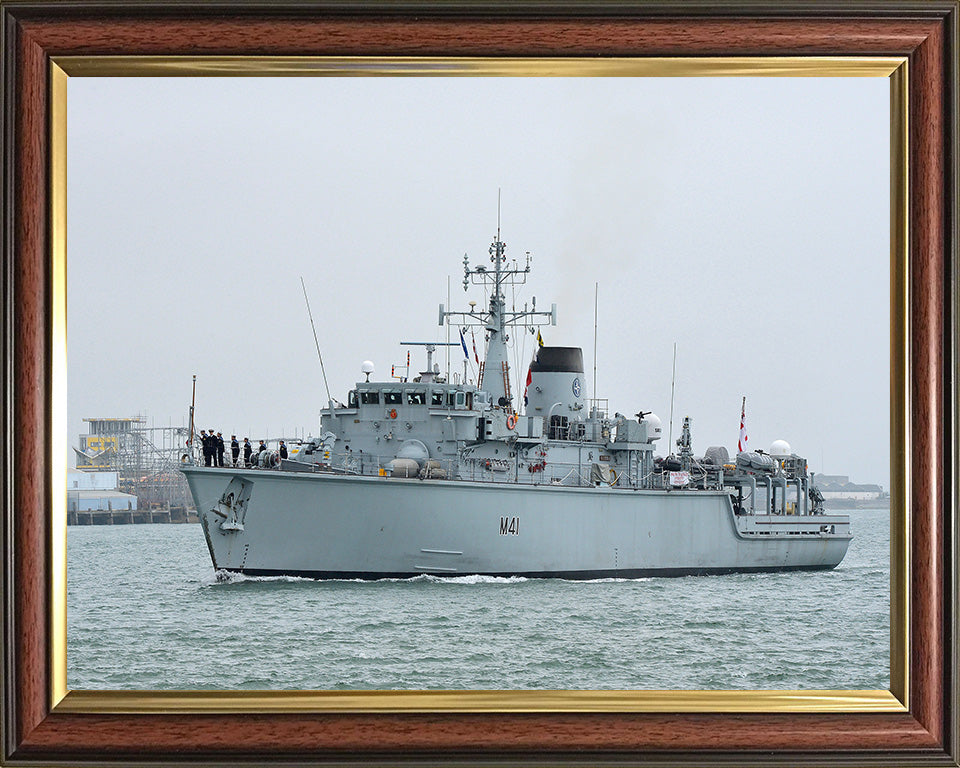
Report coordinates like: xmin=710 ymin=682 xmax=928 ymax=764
xmin=529 ymin=346 xmax=584 ymax=374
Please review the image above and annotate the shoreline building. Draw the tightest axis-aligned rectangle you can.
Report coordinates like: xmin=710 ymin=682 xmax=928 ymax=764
xmin=813 ymin=474 xmax=885 ymax=502
xmin=74 ymin=416 xmax=194 ymax=510
xmin=67 ymin=471 xmax=137 ymax=512
xmin=67 ymin=470 xmax=197 ymax=525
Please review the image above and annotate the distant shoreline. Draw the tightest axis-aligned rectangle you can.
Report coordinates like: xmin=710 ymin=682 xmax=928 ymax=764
xmin=822 ymin=498 xmax=889 ymax=510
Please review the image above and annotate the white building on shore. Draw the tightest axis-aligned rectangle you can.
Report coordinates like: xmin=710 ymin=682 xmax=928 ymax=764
xmin=813 ymin=474 xmax=885 ymax=501
xmin=67 ymin=470 xmax=138 ymax=512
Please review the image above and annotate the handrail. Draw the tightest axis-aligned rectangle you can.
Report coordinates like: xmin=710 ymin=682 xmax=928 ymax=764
xmin=182 ymin=448 xmax=838 ymax=521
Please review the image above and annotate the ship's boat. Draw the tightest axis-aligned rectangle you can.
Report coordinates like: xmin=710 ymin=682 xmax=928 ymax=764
xmin=180 ymin=231 xmax=851 ymax=579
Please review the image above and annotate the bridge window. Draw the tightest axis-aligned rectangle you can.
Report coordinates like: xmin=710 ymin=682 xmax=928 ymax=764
xmin=446 ymin=391 xmax=456 ymax=407
xmin=431 ymin=391 xmax=444 ymax=406
xmin=406 ymin=390 xmax=426 ymax=405
xmin=383 ymin=390 xmax=402 ymax=405
xmin=360 ymin=391 xmax=380 ymax=405
xmin=455 ymin=392 xmax=465 ymax=408
xmin=348 ymin=390 xmax=358 ymax=408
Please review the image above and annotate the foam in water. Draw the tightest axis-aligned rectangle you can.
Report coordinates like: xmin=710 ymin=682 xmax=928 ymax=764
xmin=200 ymin=569 xmax=315 ymax=586
xmin=201 ymin=572 xmax=536 ymax=586
xmin=428 ymin=574 xmax=528 ymax=585
xmin=196 ymin=570 xmax=658 ymax=587
xmin=562 ymin=577 xmax=653 ymax=584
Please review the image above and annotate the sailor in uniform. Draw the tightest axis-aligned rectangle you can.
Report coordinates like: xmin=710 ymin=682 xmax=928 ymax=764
xmin=200 ymin=430 xmax=212 ymax=466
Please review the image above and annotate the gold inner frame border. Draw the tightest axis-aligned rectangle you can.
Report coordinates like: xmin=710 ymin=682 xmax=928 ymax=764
xmin=48 ymin=55 xmax=909 ymax=715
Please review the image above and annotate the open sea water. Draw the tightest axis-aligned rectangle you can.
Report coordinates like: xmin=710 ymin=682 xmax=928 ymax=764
xmin=67 ymin=507 xmax=889 ymax=691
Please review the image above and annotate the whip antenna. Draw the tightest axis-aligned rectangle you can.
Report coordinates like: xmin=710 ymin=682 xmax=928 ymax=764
xmin=593 ymin=282 xmax=598 ymax=405
xmin=668 ymin=342 xmax=677 ymax=454
xmin=300 ymin=276 xmax=332 ymax=403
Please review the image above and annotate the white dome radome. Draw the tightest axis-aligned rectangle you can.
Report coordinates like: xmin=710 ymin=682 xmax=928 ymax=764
xmin=644 ymin=413 xmax=663 ymax=441
xmin=361 ymin=360 xmax=375 ymax=375
xmin=769 ymin=439 xmax=792 ymax=456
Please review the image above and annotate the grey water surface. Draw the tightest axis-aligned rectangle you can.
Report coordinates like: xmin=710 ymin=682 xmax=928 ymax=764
xmin=67 ymin=507 xmax=889 ymax=691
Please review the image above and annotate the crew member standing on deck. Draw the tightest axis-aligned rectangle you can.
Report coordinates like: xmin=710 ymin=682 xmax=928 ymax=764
xmin=279 ymin=440 xmax=288 ymax=460
xmin=215 ymin=432 xmax=225 ymax=467
xmin=231 ymin=435 xmax=240 ymax=466
xmin=200 ymin=430 xmax=212 ymax=466
xmin=242 ymin=437 xmax=252 ymax=467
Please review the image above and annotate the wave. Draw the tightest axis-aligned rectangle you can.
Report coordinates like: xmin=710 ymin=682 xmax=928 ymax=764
xmin=198 ymin=570 xmax=665 ymax=587
xmin=199 ymin=571 xmax=532 ymax=587
xmin=560 ymin=577 xmax=654 ymax=584
xmin=423 ymin=574 xmax=529 ymax=585
xmin=201 ymin=569 xmax=315 ymax=586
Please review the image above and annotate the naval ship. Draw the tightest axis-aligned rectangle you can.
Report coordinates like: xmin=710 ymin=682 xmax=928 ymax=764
xmin=180 ymin=232 xmax=851 ymax=579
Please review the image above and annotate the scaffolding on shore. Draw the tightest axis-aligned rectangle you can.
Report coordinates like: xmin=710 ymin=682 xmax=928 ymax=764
xmin=74 ymin=417 xmax=194 ymax=508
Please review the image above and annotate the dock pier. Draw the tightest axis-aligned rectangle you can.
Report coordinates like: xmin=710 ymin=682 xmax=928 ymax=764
xmin=67 ymin=505 xmax=199 ymax=526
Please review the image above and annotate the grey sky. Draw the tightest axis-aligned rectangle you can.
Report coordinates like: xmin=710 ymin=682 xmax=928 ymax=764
xmin=67 ymin=76 xmax=889 ymax=485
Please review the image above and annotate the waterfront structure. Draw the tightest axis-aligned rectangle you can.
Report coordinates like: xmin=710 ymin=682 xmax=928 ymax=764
xmin=813 ymin=474 xmax=885 ymax=501
xmin=74 ymin=417 xmax=193 ymax=508
xmin=67 ymin=471 xmax=138 ymax=511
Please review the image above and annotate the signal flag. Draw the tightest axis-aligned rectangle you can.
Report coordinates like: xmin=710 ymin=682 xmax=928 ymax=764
xmin=738 ymin=397 xmax=748 ymax=453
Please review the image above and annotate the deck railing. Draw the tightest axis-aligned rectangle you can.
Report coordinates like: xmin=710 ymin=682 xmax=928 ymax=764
xmin=186 ymin=447 xmax=830 ymax=517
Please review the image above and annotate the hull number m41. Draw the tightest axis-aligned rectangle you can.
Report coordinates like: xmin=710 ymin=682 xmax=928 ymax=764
xmin=500 ymin=516 xmax=520 ymax=536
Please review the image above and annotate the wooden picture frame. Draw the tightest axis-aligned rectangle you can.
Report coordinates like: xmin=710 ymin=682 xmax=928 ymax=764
xmin=2 ymin=2 xmax=956 ymax=765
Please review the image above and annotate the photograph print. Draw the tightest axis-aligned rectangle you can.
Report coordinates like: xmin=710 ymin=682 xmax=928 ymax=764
xmin=66 ymin=73 xmax=890 ymax=692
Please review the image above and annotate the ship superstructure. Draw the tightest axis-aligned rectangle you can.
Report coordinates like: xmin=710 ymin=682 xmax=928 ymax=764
xmin=181 ymin=231 xmax=851 ymax=579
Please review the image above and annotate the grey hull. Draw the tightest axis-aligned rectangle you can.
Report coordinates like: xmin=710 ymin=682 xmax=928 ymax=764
xmin=182 ymin=466 xmax=852 ymax=579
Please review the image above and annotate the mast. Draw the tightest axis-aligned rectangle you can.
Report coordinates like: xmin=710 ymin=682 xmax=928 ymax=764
xmin=483 ymin=226 xmax=511 ymax=406
xmin=439 ymin=220 xmax=555 ymax=410
xmin=188 ymin=374 xmax=196 ymax=462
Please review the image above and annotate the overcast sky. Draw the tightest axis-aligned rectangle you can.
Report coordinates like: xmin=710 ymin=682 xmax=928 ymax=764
xmin=67 ymin=76 xmax=889 ymax=485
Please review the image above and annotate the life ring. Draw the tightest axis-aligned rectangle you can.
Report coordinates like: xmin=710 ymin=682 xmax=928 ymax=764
xmin=389 ymin=409 xmax=397 ymax=419
xmin=506 ymin=413 xmax=517 ymax=430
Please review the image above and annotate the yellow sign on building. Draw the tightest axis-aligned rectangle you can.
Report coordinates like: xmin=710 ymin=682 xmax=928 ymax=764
xmin=85 ymin=436 xmax=118 ymax=453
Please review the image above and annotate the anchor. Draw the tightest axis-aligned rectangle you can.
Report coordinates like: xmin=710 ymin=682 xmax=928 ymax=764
xmin=212 ymin=476 xmax=252 ymax=532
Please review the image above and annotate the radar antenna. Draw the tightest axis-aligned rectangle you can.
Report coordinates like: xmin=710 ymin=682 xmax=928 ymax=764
xmin=400 ymin=341 xmax=460 ymax=383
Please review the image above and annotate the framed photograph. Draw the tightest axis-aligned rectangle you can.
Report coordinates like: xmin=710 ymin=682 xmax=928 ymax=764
xmin=2 ymin=3 xmax=956 ymax=765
